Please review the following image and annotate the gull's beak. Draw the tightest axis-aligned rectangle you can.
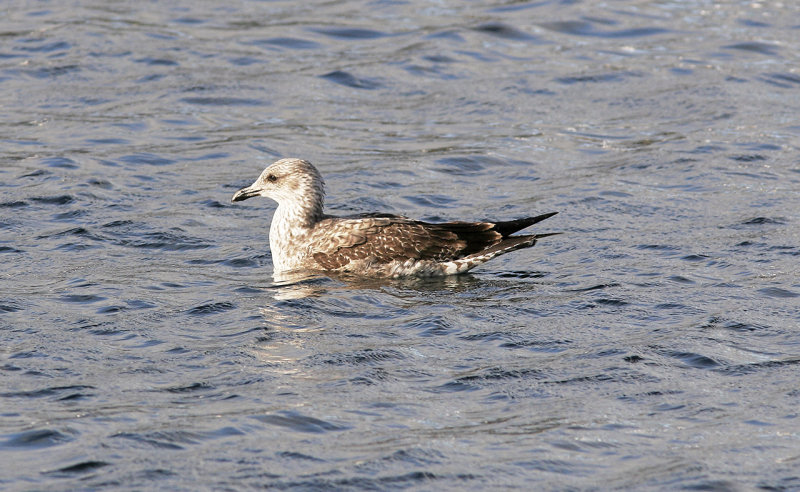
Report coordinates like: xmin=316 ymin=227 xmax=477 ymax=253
xmin=231 ymin=185 xmax=260 ymax=202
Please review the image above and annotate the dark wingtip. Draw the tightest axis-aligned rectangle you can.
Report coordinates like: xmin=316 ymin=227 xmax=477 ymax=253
xmin=533 ymin=232 xmax=563 ymax=239
xmin=494 ymin=212 xmax=559 ymax=236
xmin=537 ymin=211 xmax=559 ymax=220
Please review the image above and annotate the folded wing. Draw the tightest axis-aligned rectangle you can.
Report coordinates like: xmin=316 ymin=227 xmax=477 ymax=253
xmin=309 ymin=212 xmax=557 ymax=271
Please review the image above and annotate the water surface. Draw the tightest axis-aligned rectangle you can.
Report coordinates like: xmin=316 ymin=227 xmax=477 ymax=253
xmin=2 ymin=0 xmax=800 ymax=490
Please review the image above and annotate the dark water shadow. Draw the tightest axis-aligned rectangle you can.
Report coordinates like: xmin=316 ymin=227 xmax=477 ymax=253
xmin=471 ymin=23 xmax=543 ymax=43
xmin=538 ymin=20 xmax=671 ymax=38
xmin=320 ymin=70 xmax=383 ymax=90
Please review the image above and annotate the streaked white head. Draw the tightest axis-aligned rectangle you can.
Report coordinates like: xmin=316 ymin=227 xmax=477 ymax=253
xmin=232 ymin=158 xmax=325 ymax=224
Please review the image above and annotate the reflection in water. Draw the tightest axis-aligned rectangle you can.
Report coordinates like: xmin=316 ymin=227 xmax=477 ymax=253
xmin=268 ymin=270 xmax=335 ymax=300
xmin=253 ymin=269 xmax=495 ymax=386
xmin=267 ymin=268 xmax=486 ymax=301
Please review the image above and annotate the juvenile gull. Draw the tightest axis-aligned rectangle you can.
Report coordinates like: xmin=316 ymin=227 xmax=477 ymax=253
xmin=231 ymin=158 xmax=559 ymax=278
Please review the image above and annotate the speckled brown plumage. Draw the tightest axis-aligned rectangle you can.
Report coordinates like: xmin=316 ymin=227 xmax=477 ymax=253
xmin=232 ymin=158 xmax=558 ymax=277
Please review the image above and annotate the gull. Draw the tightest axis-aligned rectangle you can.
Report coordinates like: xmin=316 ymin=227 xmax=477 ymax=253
xmin=231 ymin=158 xmax=558 ymax=278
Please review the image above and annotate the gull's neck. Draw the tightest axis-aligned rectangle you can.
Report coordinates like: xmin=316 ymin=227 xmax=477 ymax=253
xmin=268 ymin=186 xmax=325 ymax=271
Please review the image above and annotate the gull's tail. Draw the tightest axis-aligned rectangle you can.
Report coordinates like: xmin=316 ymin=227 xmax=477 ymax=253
xmin=440 ymin=212 xmax=560 ymax=274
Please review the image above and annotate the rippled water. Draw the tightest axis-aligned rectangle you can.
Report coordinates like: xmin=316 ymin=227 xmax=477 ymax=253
xmin=3 ymin=0 xmax=800 ymax=490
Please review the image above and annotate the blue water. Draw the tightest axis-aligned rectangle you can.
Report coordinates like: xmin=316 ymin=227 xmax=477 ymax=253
xmin=2 ymin=1 xmax=800 ymax=490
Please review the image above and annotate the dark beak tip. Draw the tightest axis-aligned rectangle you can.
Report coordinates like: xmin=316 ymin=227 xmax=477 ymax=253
xmin=231 ymin=188 xmax=255 ymax=203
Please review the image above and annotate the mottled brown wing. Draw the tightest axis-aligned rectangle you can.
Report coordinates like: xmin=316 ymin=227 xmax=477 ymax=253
xmin=310 ymin=215 xmax=501 ymax=270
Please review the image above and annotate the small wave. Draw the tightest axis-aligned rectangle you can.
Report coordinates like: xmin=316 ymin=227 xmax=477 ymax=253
xmin=759 ymin=287 xmax=799 ymax=299
xmin=312 ymin=27 xmax=387 ymax=40
xmin=539 ymin=21 xmax=670 ymax=38
xmin=44 ymin=461 xmax=109 ymax=476
xmin=252 ymin=411 xmax=351 ymax=433
xmin=250 ymin=37 xmax=321 ymax=50
xmin=180 ymin=97 xmax=268 ymax=106
xmin=134 ymin=57 xmax=178 ymax=66
xmin=723 ymin=42 xmax=780 ymax=56
xmin=472 ymin=22 xmax=541 ymax=42
xmin=30 ymin=195 xmax=74 ymax=205
xmin=40 ymin=157 xmax=78 ymax=169
xmin=119 ymin=153 xmax=176 ymax=166
xmin=186 ymin=301 xmax=236 ymax=315
xmin=0 ymin=429 xmax=74 ymax=450
xmin=16 ymin=41 xmax=71 ymax=53
xmin=114 ymin=231 xmax=213 ymax=251
xmin=321 ymin=70 xmax=383 ymax=90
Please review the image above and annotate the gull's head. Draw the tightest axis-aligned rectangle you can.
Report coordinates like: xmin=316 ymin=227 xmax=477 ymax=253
xmin=231 ymin=158 xmax=325 ymax=207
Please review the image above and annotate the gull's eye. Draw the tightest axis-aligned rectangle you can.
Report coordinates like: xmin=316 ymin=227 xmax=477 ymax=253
xmin=267 ymin=174 xmax=278 ymax=183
